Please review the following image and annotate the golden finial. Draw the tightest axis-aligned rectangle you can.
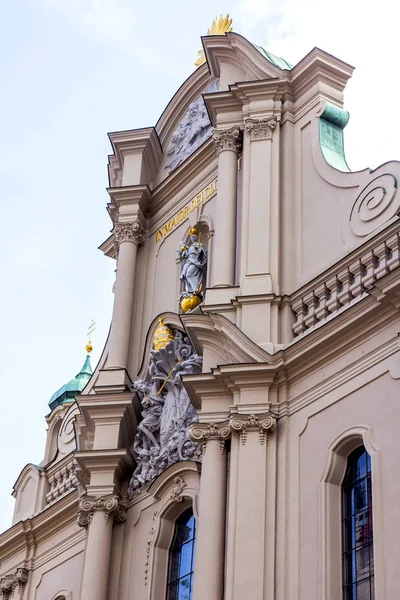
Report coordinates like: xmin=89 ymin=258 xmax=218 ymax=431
xmin=195 ymin=14 xmax=233 ymax=67
xmin=86 ymin=319 xmax=95 ymax=354
xmin=154 ymin=318 xmax=174 ymax=351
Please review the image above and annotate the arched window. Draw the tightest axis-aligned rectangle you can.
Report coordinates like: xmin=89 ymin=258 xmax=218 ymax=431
xmin=342 ymin=446 xmax=374 ymax=599
xmin=166 ymin=508 xmax=196 ymax=600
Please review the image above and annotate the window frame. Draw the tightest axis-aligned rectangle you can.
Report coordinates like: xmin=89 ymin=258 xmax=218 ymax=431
xmin=165 ymin=507 xmax=196 ymax=600
xmin=341 ymin=446 xmax=374 ymax=599
xmin=320 ymin=426 xmax=384 ymax=600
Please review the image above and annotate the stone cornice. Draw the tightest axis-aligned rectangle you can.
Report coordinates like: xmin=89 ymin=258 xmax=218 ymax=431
xmin=0 ymin=491 xmax=80 ymax=570
xmin=182 ymin=272 xmax=400 ymax=419
xmin=77 ymin=495 xmax=126 ymax=528
xmin=107 ymin=127 xmax=162 ymax=188
xmin=106 ymin=184 xmax=150 ymax=225
xmin=205 ymin=80 xmax=285 ymax=127
xmin=202 ymin=32 xmax=286 ymax=82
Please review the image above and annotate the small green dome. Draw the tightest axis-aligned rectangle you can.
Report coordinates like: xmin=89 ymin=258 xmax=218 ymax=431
xmin=48 ymin=355 xmax=92 ymax=412
xmin=254 ymin=44 xmax=293 ymax=70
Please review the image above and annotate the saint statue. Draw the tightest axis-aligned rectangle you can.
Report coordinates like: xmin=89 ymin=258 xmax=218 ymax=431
xmin=177 ymin=227 xmax=207 ymax=311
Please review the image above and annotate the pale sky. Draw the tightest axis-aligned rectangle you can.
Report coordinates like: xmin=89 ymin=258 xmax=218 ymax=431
xmin=1 ymin=0 xmax=399 ymax=533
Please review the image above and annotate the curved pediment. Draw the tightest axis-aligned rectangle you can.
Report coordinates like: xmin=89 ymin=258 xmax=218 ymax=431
xmin=181 ymin=311 xmax=271 ymax=372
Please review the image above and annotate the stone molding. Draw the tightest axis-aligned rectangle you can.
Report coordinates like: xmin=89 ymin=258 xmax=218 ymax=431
xmin=0 ymin=568 xmax=29 ymax=596
xmin=189 ymin=421 xmax=231 ymax=453
xmin=114 ymin=221 xmax=144 ymax=246
xmin=245 ymin=117 xmax=277 ymax=141
xmin=77 ymin=495 xmax=126 ymax=528
xmin=229 ymin=412 xmax=277 ymax=445
xmin=170 ymin=476 xmax=187 ymax=503
xmin=212 ymin=126 xmax=241 ymax=155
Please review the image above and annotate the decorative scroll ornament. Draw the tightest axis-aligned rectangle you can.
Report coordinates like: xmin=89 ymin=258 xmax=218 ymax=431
xmin=114 ymin=221 xmax=144 ymax=246
xmin=177 ymin=226 xmax=207 ymax=313
xmin=128 ymin=329 xmax=203 ymax=498
xmin=166 ymin=80 xmax=219 ymax=173
xmin=212 ymin=126 xmax=241 ymax=155
xmin=245 ymin=117 xmax=277 ymax=141
xmin=145 ymin=511 xmax=158 ymax=586
xmin=0 ymin=568 xmax=29 ymax=595
xmin=77 ymin=495 xmax=126 ymax=528
xmin=189 ymin=421 xmax=231 ymax=453
xmin=349 ymin=173 xmax=399 ymax=236
xmin=170 ymin=476 xmax=187 ymax=502
xmin=229 ymin=412 xmax=277 ymax=445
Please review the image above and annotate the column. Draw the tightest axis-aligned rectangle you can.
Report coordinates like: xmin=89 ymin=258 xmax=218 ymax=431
xmin=78 ymin=495 xmax=126 ymax=600
xmin=228 ymin=412 xmax=277 ymax=600
xmin=189 ymin=422 xmax=230 ymax=600
xmin=107 ymin=220 xmax=144 ymax=369
xmin=212 ymin=126 xmax=241 ymax=287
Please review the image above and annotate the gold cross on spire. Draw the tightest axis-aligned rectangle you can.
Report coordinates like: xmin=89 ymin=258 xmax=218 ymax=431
xmin=86 ymin=319 xmax=96 ymax=354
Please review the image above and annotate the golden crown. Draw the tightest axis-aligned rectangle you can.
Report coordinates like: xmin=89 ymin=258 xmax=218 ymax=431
xmin=189 ymin=227 xmax=197 ymax=235
xmin=154 ymin=318 xmax=174 ymax=351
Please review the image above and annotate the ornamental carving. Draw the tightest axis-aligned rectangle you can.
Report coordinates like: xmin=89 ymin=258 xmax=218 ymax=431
xmin=245 ymin=117 xmax=277 ymax=141
xmin=212 ymin=126 xmax=242 ymax=155
xmin=189 ymin=421 xmax=230 ymax=453
xmin=0 ymin=568 xmax=29 ymax=596
xmin=144 ymin=510 xmax=158 ymax=586
xmin=77 ymin=495 xmax=126 ymax=528
xmin=114 ymin=221 xmax=144 ymax=246
xmin=170 ymin=476 xmax=187 ymax=503
xmin=127 ymin=328 xmax=202 ymax=498
xmin=349 ymin=173 xmax=399 ymax=236
xmin=166 ymin=80 xmax=219 ymax=172
xmin=229 ymin=412 xmax=276 ymax=445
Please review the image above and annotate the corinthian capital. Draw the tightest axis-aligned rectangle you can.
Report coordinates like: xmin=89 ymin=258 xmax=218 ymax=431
xmin=229 ymin=411 xmax=276 ymax=445
xmin=114 ymin=221 xmax=144 ymax=246
xmin=0 ymin=568 xmax=29 ymax=595
xmin=212 ymin=126 xmax=241 ymax=155
xmin=189 ymin=421 xmax=231 ymax=453
xmin=77 ymin=495 xmax=126 ymax=528
xmin=245 ymin=117 xmax=277 ymax=141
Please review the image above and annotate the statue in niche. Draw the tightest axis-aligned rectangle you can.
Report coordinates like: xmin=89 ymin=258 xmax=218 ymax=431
xmin=128 ymin=325 xmax=202 ymax=497
xmin=177 ymin=226 xmax=207 ymax=313
xmin=165 ymin=80 xmax=219 ymax=172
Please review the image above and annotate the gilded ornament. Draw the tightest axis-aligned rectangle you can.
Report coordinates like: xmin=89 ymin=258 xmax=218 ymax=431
xmin=154 ymin=318 xmax=174 ymax=351
xmin=195 ymin=15 xmax=233 ymax=67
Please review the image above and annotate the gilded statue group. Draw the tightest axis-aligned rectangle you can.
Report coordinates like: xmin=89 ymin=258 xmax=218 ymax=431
xmin=128 ymin=329 xmax=203 ymax=496
xmin=177 ymin=226 xmax=207 ymax=312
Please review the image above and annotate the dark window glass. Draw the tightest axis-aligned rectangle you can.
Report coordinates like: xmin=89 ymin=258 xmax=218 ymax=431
xmin=166 ymin=508 xmax=196 ymax=600
xmin=342 ymin=446 xmax=374 ymax=600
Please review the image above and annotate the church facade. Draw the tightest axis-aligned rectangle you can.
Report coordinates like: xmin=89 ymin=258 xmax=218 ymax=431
xmin=1 ymin=25 xmax=399 ymax=600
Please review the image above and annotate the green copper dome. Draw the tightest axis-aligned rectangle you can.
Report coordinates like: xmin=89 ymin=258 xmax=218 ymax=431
xmin=48 ymin=354 xmax=93 ymax=412
xmin=254 ymin=45 xmax=293 ymax=70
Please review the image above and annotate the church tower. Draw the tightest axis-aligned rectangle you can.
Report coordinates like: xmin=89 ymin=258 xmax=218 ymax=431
xmin=1 ymin=15 xmax=400 ymax=600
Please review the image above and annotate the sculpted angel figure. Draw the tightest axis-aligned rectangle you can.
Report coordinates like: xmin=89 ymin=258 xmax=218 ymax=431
xmin=178 ymin=227 xmax=207 ymax=299
xmin=133 ymin=379 xmax=164 ymax=451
